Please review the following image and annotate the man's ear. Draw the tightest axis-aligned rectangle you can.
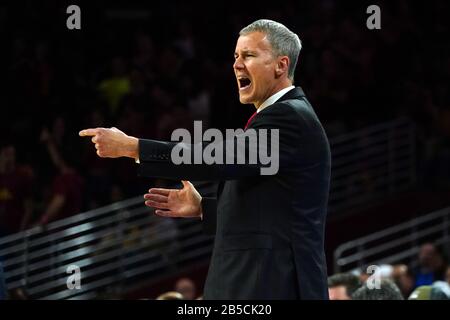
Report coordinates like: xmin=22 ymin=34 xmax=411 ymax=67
xmin=275 ymin=56 xmax=289 ymax=78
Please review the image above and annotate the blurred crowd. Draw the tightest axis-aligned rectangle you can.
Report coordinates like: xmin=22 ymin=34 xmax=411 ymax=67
xmin=144 ymin=242 xmax=449 ymax=300
xmin=328 ymin=242 xmax=450 ymax=300
xmin=1 ymin=0 xmax=450 ymax=237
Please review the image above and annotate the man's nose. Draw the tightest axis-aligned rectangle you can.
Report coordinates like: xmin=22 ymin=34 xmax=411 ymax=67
xmin=233 ymin=58 xmax=244 ymax=70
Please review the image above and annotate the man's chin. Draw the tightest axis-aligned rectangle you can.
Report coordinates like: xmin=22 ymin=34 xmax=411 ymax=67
xmin=238 ymin=95 xmax=253 ymax=105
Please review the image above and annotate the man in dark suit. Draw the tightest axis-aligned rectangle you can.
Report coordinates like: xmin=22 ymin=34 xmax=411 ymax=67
xmin=80 ymin=19 xmax=331 ymax=299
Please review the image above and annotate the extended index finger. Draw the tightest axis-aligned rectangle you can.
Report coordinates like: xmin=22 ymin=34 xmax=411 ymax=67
xmin=79 ymin=128 xmax=100 ymax=137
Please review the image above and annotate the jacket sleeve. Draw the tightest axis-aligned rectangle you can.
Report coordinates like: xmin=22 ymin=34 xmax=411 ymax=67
xmin=137 ymin=102 xmax=303 ymax=181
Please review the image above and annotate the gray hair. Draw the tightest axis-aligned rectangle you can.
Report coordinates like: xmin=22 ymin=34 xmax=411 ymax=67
xmin=239 ymin=19 xmax=302 ymax=80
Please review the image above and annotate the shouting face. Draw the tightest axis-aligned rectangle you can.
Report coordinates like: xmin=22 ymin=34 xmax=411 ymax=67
xmin=233 ymin=31 xmax=290 ymax=108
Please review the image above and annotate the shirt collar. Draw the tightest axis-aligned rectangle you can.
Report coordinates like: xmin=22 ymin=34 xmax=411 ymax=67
xmin=257 ymin=85 xmax=295 ymax=113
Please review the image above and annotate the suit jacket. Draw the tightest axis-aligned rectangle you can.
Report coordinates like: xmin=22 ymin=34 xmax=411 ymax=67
xmin=138 ymin=87 xmax=331 ymax=299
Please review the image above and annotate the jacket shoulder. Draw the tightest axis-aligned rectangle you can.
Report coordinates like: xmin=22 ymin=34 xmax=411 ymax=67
xmin=260 ymin=95 xmax=320 ymax=125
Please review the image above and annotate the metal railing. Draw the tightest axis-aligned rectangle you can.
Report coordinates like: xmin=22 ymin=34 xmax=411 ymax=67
xmin=0 ymin=118 xmax=417 ymax=299
xmin=328 ymin=117 xmax=416 ymax=213
xmin=333 ymin=206 xmax=450 ymax=273
xmin=0 ymin=182 xmax=215 ymax=300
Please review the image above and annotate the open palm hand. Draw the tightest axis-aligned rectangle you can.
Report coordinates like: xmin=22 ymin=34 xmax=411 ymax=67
xmin=144 ymin=181 xmax=202 ymax=218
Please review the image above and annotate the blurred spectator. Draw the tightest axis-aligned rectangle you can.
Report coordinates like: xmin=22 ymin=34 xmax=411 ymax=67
xmin=0 ymin=143 xmax=34 ymax=235
xmin=408 ymin=281 xmax=450 ymax=300
xmin=174 ymin=277 xmax=197 ymax=300
xmin=35 ymin=115 xmax=71 ymax=188
xmin=98 ymin=57 xmax=131 ymax=117
xmin=36 ymin=129 xmax=84 ymax=225
xmin=38 ymin=167 xmax=83 ymax=225
xmin=327 ymin=272 xmax=361 ymax=300
xmin=446 ymin=265 xmax=450 ymax=285
xmin=352 ymin=279 xmax=404 ymax=300
xmin=431 ymin=281 xmax=450 ymax=299
xmin=408 ymin=286 xmax=432 ymax=300
xmin=156 ymin=291 xmax=184 ymax=300
xmin=411 ymin=243 xmax=448 ymax=287
xmin=392 ymin=264 xmax=415 ymax=299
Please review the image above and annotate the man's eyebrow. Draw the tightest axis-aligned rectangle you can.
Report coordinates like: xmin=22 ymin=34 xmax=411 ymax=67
xmin=234 ymin=50 xmax=257 ymax=57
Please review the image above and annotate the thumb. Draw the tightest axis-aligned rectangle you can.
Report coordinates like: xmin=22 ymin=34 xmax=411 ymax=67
xmin=181 ymin=180 xmax=192 ymax=189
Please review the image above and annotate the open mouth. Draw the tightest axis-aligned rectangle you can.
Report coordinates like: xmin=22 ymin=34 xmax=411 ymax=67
xmin=238 ymin=77 xmax=252 ymax=91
